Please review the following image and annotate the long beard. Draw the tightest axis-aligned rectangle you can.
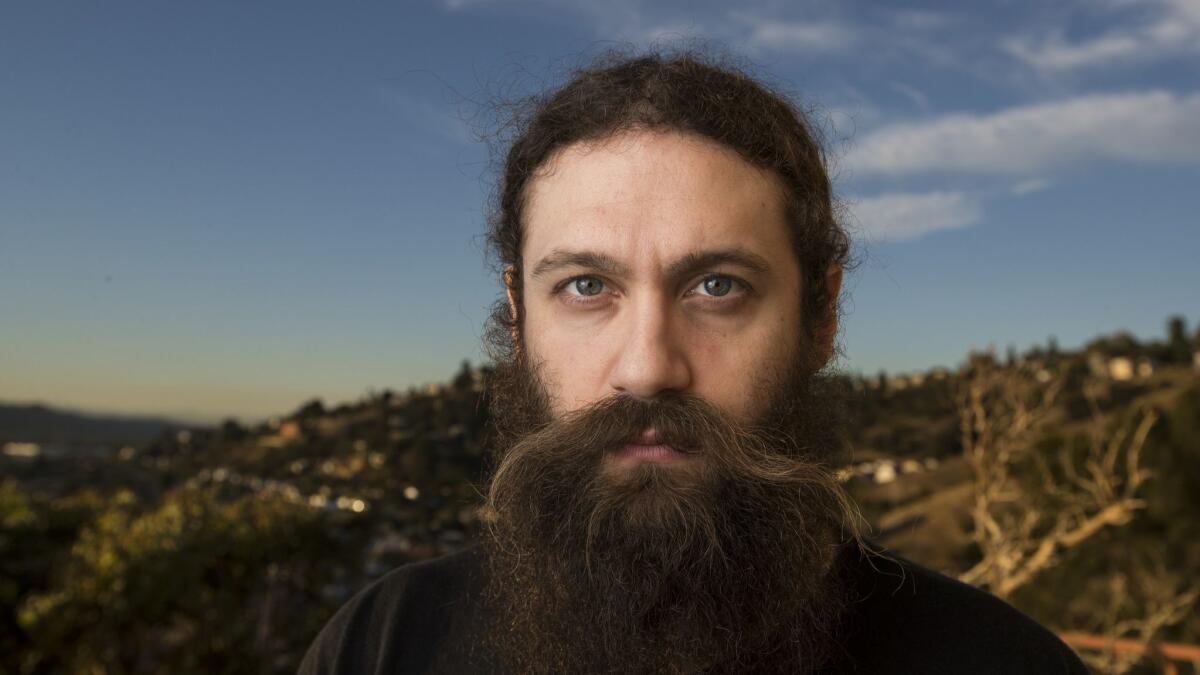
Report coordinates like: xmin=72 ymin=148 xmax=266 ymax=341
xmin=478 ymin=329 xmax=863 ymax=674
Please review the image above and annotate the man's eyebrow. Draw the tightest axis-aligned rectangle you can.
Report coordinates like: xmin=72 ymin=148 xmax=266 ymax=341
xmin=529 ymin=247 xmax=773 ymax=281
xmin=530 ymin=250 xmax=631 ymax=280
xmin=663 ymin=249 xmax=772 ymax=279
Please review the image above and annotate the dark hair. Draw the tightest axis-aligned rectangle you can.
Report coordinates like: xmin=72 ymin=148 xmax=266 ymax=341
xmin=485 ymin=50 xmax=850 ymax=361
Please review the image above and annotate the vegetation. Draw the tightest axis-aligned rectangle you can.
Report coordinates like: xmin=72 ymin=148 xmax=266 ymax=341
xmin=1 ymin=320 xmax=1197 ymax=674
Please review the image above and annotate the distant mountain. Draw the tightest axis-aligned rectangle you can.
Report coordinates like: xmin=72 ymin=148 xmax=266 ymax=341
xmin=0 ymin=402 xmax=194 ymax=448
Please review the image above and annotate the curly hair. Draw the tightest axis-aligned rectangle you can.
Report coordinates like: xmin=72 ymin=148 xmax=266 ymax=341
xmin=484 ymin=49 xmax=850 ymax=362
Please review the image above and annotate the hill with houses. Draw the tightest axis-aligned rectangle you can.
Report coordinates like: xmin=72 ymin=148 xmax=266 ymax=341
xmin=2 ymin=315 xmax=1198 ymax=674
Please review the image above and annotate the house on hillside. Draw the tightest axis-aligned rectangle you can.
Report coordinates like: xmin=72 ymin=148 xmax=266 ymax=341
xmin=316 ymin=416 xmax=348 ymax=437
xmin=1135 ymin=357 xmax=1156 ymax=378
xmin=259 ymin=419 xmax=304 ymax=449
xmin=2 ymin=442 xmax=41 ymax=458
xmin=1104 ymin=355 xmax=1156 ymax=381
xmin=1108 ymin=357 xmax=1135 ymax=381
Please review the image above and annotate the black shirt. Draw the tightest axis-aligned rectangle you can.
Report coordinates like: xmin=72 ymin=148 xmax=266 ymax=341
xmin=298 ymin=543 xmax=1089 ymax=674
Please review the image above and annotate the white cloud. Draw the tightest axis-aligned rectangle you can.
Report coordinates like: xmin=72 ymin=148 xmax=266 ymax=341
xmin=886 ymin=9 xmax=954 ymax=31
xmin=443 ymin=4 xmax=859 ymax=52
xmin=1004 ymin=32 xmax=1143 ymax=71
xmin=889 ymin=81 xmax=930 ymax=112
xmin=638 ymin=22 xmax=707 ymax=43
xmin=376 ymin=87 xmax=473 ymax=145
xmin=435 ymin=2 xmax=970 ymax=70
xmin=439 ymin=0 xmax=655 ymax=42
xmin=849 ymin=191 xmax=981 ymax=242
xmin=847 ymin=90 xmax=1200 ymax=175
xmin=1003 ymin=0 xmax=1200 ymax=72
xmin=1011 ymin=178 xmax=1051 ymax=196
xmin=735 ymin=13 xmax=856 ymax=52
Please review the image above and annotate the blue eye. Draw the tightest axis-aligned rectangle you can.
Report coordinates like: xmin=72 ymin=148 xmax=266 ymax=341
xmin=570 ymin=276 xmax=605 ymax=296
xmin=700 ymin=276 xmax=734 ymax=297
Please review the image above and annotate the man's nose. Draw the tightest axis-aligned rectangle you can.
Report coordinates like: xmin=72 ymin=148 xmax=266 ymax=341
xmin=608 ymin=296 xmax=692 ymax=399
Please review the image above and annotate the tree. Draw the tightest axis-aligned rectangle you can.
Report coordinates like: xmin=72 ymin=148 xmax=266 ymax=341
xmin=956 ymin=363 xmax=1154 ymax=599
xmin=293 ymin=398 xmax=326 ymax=421
xmin=452 ymin=359 xmax=475 ymax=391
xmin=1166 ymin=315 xmax=1190 ymax=364
xmin=17 ymin=485 xmax=365 ymax=674
xmin=955 ymin=365 xmax=1200 ymax=673
xmin=220 ymin=418 xmax=249 ymax=442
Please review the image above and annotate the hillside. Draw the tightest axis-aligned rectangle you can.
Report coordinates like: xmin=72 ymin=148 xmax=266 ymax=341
xmin=0 ymin=402 xmax=190 ymax=449
xmin=3 ymin=319 xmax=1198 ymax=674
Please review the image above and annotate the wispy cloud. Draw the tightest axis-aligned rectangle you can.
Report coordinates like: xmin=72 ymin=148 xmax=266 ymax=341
xmin=434 ymin=1 xmax=978 ymax=74
xmin=1003 ymin=0 xmax=1200 ymax=72
xmin=376 ymin=86 xmax=473 ymax=145
xmin=638 ymin=22 xmax=708 ymax=44
xmin=439 ymin=1 xmax=871 ymax=55
xmin=885 ymin=8 xmax=955 ymax=31
xmin=1005 ymin=32 xmax=1144 ymax=71
xmin=849 ymin=191 xmax=982 ymax=242
xmin=1011 ymin=178 xmax=1051 ymax=196
xmin=438 ymin=0 xmax=654 ymax=42
xmin=733 ymin=12 xmax=856 ymax=53
xmin=847 ymin=90 xmax=1200 ymax=175
xmin=888 ymin=81 xmax=930 ymax=112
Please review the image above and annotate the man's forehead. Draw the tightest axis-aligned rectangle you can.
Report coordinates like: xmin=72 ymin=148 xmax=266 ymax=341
xmin=520 ymin=130 xmax=795 ymax=277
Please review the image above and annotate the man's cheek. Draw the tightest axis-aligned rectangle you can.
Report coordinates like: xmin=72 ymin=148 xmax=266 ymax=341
xmin=552 ymin=370 xmax=603 ymax=417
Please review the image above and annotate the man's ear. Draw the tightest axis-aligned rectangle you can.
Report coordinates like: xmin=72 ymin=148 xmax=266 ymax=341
xmin=817 ymin=264 xmax=843 ymax=366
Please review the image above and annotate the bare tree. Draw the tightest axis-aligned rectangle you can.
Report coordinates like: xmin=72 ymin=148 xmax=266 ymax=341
xmin=953 ymin=359 xmax=1200 ymax=672
xmin=956 ymin=358 xmax=1156 ymax=599
xmin=1073 ymin=558 xmax=1200 ymax=674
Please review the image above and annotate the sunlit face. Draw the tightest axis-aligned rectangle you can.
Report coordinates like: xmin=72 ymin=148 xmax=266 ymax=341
xmin=512 ymin=130 xmax=811 ymax=451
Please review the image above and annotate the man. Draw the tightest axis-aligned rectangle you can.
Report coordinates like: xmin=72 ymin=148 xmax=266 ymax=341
xmin=299 ymin=52 xmax=1088 ymax=674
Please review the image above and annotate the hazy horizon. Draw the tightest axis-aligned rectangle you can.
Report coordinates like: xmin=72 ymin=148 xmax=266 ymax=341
xmin=3 ymin=312 xmax=1187 ymax=426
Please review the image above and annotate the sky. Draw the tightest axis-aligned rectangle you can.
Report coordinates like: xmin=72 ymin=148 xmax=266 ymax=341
xmin=2 ymin=0 xmax=1198 ymax=423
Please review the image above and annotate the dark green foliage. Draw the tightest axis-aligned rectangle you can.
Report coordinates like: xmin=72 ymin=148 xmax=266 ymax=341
xmin=1 ymin=368 xmax=493 ymax=674
xmin=293 ymin=399 xmax=326 ymax=421
xmin=1088 ymin=332 xmax=1143 ymax=358
xmin=218 ymin=419 xmax=248 ymax=443
xmin=1166 ymin=316 xmax=1191 ymax=365
xmin=0 ymin=483 xmax=105 ymax=673
xmin=844 ymin=372 xmax=959 ymax=459
xmin=13 ymin=486 xmax=365 ymax=675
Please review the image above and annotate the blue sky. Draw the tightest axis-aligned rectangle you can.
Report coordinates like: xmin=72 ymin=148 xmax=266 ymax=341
xmin=2 ymin=1 xmax=1197 ymax=423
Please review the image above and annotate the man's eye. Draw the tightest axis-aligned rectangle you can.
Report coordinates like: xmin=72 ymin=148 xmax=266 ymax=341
xmin=565 ymin=276 xmax=605 ymax=297
xmin=692 ymin=275 xmax=744 ymax=298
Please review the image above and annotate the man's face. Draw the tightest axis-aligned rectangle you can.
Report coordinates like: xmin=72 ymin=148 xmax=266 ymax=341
xmin=480 ymin=129 xmax=855 ymax=673
xmin=516 ymin=130 xmax=807 ymax=435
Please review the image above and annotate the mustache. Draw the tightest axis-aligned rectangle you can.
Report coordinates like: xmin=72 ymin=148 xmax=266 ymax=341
xmin=515 ymin=390 xmax=724 ymax=455
xmin=480 ymin=391 xmax=710 ymax=527
xmin=488 ymin=387 xmax=806 ymax=483
xmin=481 ymin=383 xmax=858 ymax=528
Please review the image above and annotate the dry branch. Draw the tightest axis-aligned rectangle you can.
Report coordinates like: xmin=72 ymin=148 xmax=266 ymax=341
xmin=956 ymin=360 xmax=1156 ymax=600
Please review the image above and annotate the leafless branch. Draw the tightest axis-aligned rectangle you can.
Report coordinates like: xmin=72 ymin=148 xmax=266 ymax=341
xmin=956 ymin=360 xmax=1156 ymax=600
